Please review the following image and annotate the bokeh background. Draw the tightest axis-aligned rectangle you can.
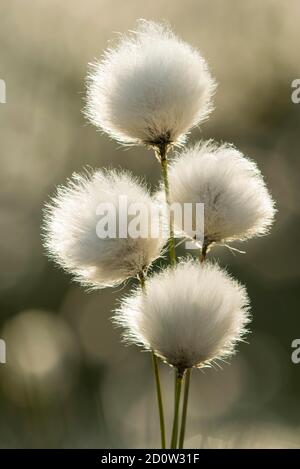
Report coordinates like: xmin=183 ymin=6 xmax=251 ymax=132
xmin=0 ymin=0 xmax=300 ymax=448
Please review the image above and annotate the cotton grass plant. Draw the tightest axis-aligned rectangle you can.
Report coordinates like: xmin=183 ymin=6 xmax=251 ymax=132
xmin=163 ymin=140 xmax=276 ymax=261
xmin=43 ymin=20 xmax=275 ymax=449
xmin=43 ymin=169 xmax=164 ymax=289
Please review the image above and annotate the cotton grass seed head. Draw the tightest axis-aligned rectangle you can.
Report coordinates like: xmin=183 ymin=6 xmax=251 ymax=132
xmin=115 ymin=260 xmax=250 ymax=370
xmin=166 ymin=140 xmax=276 ymax=246
xmin=43 ymin=169 xmax=164 ymax=289
xmin=85 ymin=20 xmax=216 ymax=147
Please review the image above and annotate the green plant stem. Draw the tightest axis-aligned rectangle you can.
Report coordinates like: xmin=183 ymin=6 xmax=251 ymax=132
xmin=138 ymin=271 xmax=166 ymax=449
xmin=156 ymin=146 xmax=176 ymax=265
xmin=200 ymin=238 xmax=210 ymax=263
xmin=178 ymin=368 xmax=191 ymax=449
xmin=151 ymin=351 xmax=166 ymax=449
xmin=138 ymin=270 xmax=146 ymax=289
xmin=170 ymin=368 xmax=184 ymax=449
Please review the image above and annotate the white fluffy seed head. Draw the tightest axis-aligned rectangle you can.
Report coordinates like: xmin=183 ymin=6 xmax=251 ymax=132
xmin=115 ymin=260 xmax=250 ymax=370
xmin=85 ymin=20 xmax=216 ymax=146
xmin=166 ymin=140 xmax=276 ymax=245
xmin=43 ymin=169 xmax=164 ymax=289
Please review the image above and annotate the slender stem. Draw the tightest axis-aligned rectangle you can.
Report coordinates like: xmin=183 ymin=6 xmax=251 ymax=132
xmin=137 ymin=271 xmax=166 ymax=449
xmin=170 ymin=368 xmax=184 ymax=449
xmin=156 ymin=145 xmax=176 ymax=265
xmin=178 ymin=368 xmax=191 ymax=449
xmin=137 ymin=270 xmax=146 ymax=289
xmin=200 ymin=238 xmax=210 ymax=263
xmin=151 ymin=352 xmax=166 ymax=449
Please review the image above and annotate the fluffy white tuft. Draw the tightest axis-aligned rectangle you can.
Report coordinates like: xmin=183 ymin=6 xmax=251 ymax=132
xmin=43 ymin=169 xmax=164 ymax=289
xmin=166 ymin=140 xmax=276 ymax=245
xmin=85 ymin=20 xmax=216 ymax=146
xmin=115 ymin=260 xmax=250 ymax=370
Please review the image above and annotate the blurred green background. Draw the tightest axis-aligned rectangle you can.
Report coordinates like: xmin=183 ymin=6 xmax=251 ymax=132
xmin=0 ymin=0 xmax=300 ymax=448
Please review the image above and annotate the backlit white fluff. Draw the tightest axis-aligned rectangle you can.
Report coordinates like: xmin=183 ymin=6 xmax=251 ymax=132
xmin=166 ymin=141 xmax=276 ymax=245
xmin=43 ymin=169 xmax=164 ymax=289
xmin=85 ymin=20 xmax=216 ymax=146
xmin=115 ymin=260 xmax=250 ymax=370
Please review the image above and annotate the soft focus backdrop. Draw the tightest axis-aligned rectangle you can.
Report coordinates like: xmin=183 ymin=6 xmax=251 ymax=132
xmin=0 ymin=0 xmax=300 ymax=448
